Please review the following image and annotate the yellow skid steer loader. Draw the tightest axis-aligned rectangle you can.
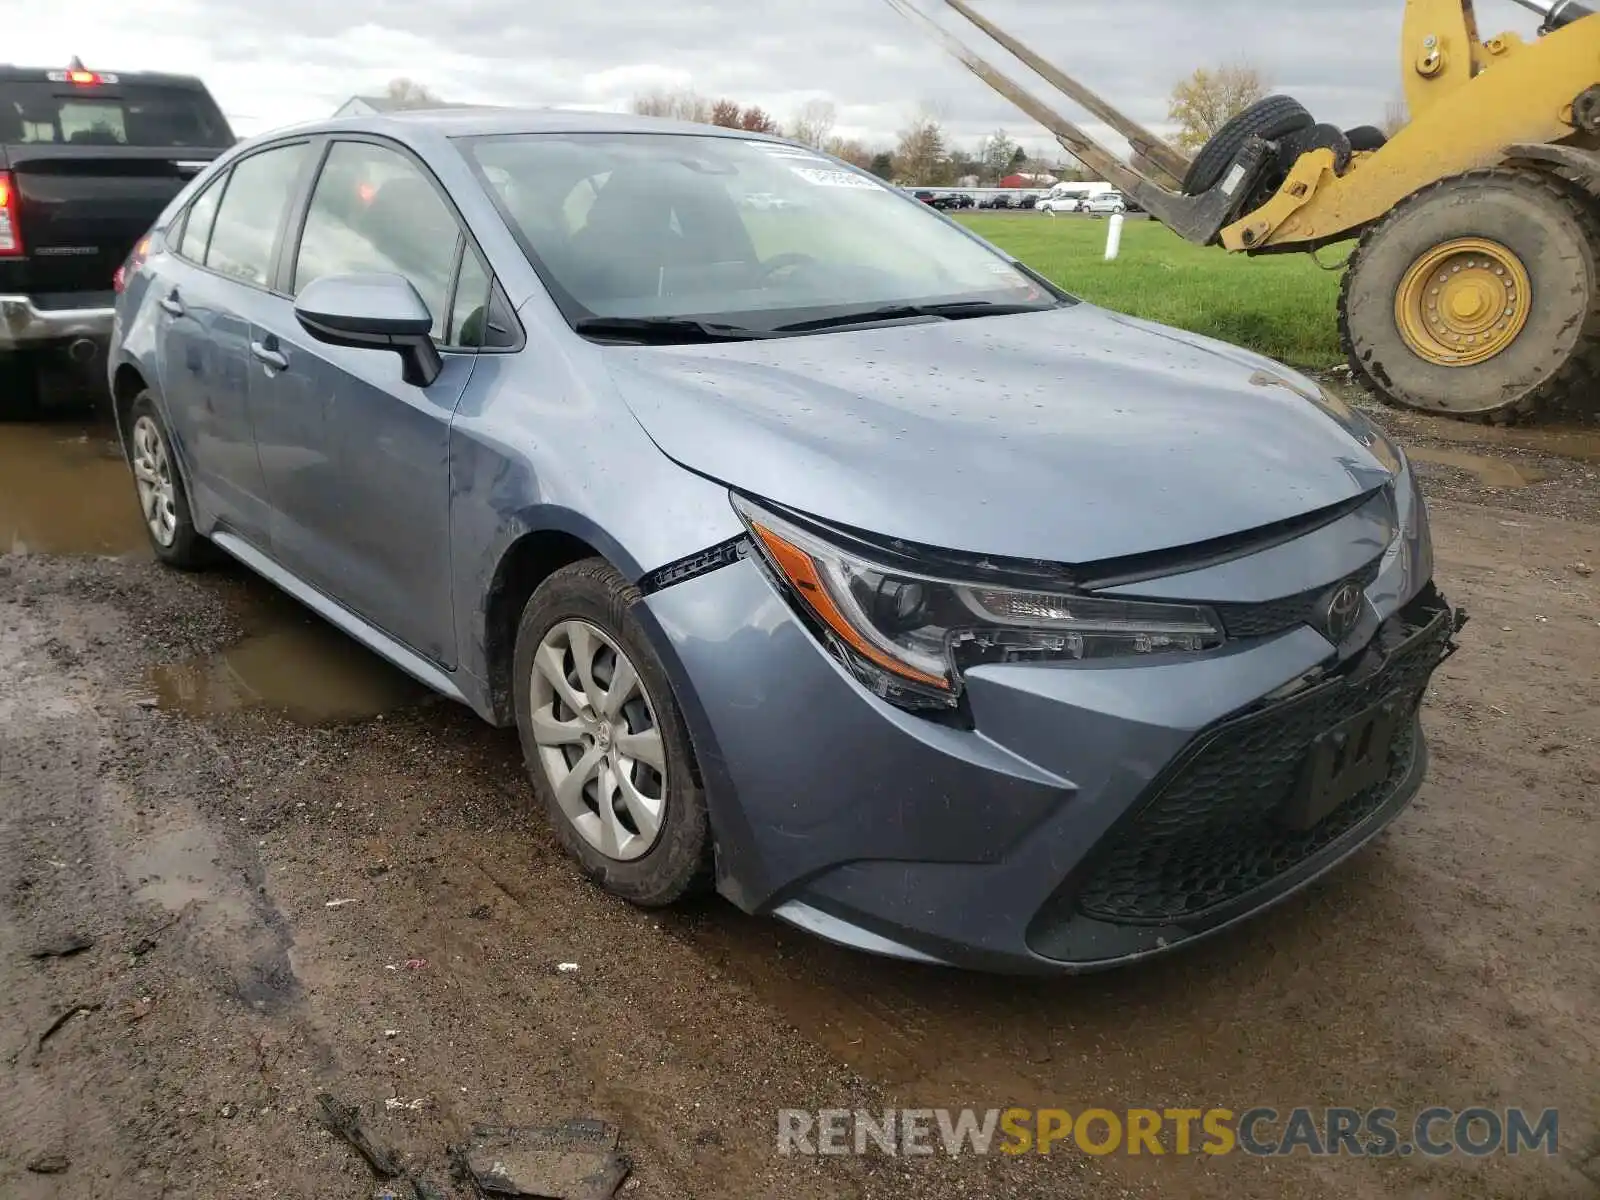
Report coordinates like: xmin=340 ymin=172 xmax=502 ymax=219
xmin=889 ymin=0 xmax=1600 ymax=423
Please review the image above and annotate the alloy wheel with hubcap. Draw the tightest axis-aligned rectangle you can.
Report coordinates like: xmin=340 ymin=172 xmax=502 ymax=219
xmin=131 ymin=414 xmax=178 ymax=547
xmin=125 ymin=393 xmax=213 ymax=569
xmin=511 ymin=558 xmax=711 ymax=907
xmin=528 ymin=617 xmax=667 ymax=862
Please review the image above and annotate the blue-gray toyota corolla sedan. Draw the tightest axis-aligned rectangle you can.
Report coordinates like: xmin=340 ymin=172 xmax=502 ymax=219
xmin=108 ymin=110 xmax=1462 ymax=973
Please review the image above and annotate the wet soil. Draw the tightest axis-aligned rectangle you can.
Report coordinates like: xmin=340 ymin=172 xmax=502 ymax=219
xmin=1 ymin=404 xmax=1597 ymax=1199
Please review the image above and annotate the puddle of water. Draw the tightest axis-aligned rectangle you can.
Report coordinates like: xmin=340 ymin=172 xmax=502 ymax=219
xmin=1404 ymin=446 xmax=1547 ymax=489
xmin=0 ymin=421 xmax=150 ymax=556
xmin=125 ymin=825 xmax=241 ymax=914
xmin=142 ymin=613 xmax=426 ymax=724
xmin=1394 ymin=413 xmax=1600 ymax=464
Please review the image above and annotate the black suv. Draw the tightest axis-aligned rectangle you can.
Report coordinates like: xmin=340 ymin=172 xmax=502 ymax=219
xmin=1 ymin=61 xmax=234 ymax=409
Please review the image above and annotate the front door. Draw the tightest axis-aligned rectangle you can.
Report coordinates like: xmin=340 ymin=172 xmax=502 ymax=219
xmin=248 ymin=138 xmax=476 ymax=668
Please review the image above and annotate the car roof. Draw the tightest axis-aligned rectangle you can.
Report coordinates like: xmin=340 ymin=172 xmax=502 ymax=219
xmin=259 ymin=107 xmax=794 ymax=145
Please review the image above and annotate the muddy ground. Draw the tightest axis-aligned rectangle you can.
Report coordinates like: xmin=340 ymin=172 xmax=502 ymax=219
xmin=1 ymin=392 xmax=1597 ymax=1200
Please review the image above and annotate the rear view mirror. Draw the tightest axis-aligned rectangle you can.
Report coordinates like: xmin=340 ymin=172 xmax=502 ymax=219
xmin=294 ymin=272 xmax=442 ymax=387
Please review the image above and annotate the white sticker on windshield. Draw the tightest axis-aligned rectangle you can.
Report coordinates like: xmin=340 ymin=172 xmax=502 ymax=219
xmin=743 ymin=140 xmax=824 ymax=160
xmin=788 ymin=166 xmax=880 ymax=189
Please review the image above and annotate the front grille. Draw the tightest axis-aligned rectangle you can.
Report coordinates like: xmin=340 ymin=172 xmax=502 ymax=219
xmin=1211 ymin=556 xmax=1384 ymax=639
xmin=1073 ymin=595 xmax=1452 ymax=925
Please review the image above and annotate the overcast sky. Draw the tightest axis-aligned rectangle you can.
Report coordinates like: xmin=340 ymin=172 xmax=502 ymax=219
xmin=15 ymin=0 xmax=1542 ymax=157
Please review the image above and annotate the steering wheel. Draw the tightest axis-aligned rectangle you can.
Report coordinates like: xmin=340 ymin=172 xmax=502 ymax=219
xmin=758 ymin=252 xmax=820 ymax=282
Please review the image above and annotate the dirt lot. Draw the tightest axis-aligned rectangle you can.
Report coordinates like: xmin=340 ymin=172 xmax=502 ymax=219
xmin=1 ymin=394 xmax=1597 ymax=1199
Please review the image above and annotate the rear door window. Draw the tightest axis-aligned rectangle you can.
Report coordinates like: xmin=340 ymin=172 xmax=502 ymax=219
xmin=0 ymin=81 xmax=233 ymax=148
xmin=205 ymin=143 xmax=311 ymax=289
xmin=293 ymin=140 xmax=463 ymax=340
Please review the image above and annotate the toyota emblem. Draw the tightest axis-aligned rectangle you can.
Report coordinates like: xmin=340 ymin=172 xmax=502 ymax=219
xmin=1321 ymin=581 xmax=1364 ymax=643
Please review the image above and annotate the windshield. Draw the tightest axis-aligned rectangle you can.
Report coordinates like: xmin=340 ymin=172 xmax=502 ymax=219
xmin=0 ymin=82 xmax=233 ymax=148
xmin=463 ymin=132 xmax=1068 ymax=335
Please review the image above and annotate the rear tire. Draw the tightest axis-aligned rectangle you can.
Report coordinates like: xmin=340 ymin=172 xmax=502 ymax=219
xmin=512 ymin=558 xmax=711 ymax=907
xmin=126 ymin=392 xmax=216 ymax=568
xmin=1339 ymin=169 xmax=1600 ymax=424
xmin=1181 ymin=96 xmax=1314 ymax=196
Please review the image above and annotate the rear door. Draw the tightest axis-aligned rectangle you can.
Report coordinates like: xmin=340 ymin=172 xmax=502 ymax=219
xmin=0 ymin=76 xmax=232 ymax=302
xmin=153 ymin=140 xmax=315 ymax=546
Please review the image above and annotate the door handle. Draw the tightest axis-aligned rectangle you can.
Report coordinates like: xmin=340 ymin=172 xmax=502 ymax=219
xmin=158 ymin=291 xmax=185 ymax=317
xmin=249 ymin=340 xmax=288 ymax=371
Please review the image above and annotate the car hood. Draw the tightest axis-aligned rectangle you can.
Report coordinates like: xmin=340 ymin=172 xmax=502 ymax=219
xmin=603 ymin=304 xmax=1395 ymax=564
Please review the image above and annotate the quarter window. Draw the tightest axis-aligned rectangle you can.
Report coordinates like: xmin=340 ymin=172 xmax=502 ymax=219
xmin=205 ymin=143 xmax=311 ymax=288
xmin=450 ymin=249 xmax=491 ymax=348
xmin=177 ymin=172 xmax=226 ymax=264
xmin=294 ymin=141 xmax=461 ymax=340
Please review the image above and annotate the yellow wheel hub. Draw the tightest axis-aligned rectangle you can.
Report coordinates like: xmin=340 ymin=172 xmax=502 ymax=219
xmin=1395 ymin=237 xmax=1531 ymax=367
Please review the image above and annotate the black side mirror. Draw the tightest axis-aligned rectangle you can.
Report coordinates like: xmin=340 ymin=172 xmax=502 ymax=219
xmin=294 ymin=272 xmax=442 ymax=387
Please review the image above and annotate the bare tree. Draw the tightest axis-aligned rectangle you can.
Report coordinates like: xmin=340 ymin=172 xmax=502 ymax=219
xmin=823 ymin=136 xmax=873 ymax=169
xmin=1382 ymin=96 xmax=1410 ymax=138
xmin=1167 ymin=64 xmax=1267 ymax=151
xmin=789 ymin=99 xmax=837 ymax=149
xmin=631 ymin=89 xmax=712 ymax=125
xmin=384 ymin=77 xmax=443 ymax=109
xmin=710 ymin=98 xmax=742 ymax=128
xmin=894 ymin=111 xmax=949 ymax=185
xmin=738 ymin=105 xmax=780 ymax=134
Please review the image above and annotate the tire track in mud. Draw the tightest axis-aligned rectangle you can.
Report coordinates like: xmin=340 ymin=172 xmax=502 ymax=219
xmin=0 ymin=563 xmax=344 ymax=1197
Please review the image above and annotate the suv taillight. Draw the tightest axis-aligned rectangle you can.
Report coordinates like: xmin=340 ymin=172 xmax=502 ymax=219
xmin=0 ymin=172 xmax=22 ymax=257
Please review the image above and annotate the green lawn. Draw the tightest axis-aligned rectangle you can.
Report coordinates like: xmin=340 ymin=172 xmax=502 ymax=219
xmin=956 ymin=214 xmax=1347 ymax=370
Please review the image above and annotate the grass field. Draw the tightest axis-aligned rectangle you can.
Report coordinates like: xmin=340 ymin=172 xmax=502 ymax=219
xmin=956 ymin=214 xmax=1348 ymax=370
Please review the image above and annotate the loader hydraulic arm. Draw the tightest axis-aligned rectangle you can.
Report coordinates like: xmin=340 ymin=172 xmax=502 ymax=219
xmin=1508 ymin=0 xmax=1595 ymax=32
xmin=879 ymin=0 xmax=1269 ymax=245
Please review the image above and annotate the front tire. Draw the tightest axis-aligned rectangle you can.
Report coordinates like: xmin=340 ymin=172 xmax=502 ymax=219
xmin=126 ymin=392 xmax=216 ymax=568
xmin=512 ymin=558 xmax=710 ymax=907
xmin=1339 ymin=169 xmax=1600 ymax=424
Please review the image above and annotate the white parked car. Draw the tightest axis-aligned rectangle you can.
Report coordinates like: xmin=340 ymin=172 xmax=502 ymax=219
xmin=1084 ymin=192 xmax=1128 ymax=215
xmin=1037 ymin=195 xmax=1082 ymax=214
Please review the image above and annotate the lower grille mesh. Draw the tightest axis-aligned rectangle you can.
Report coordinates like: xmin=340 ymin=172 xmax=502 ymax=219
xmin=1074 ymin=601 xmax=1451 ymax=924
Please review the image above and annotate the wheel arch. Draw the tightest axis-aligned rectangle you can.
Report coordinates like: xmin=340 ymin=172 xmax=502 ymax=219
xmin=478 ymin=510 xmax=647 ymax=726
xmin=110 ymin=361 xmax=149 ymax=453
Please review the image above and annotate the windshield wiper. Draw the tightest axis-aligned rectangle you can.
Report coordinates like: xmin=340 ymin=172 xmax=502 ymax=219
xmin=771 ymin=300 xmax=1057 ymax=334
xmin=573 ymin=316 xmax=768 ymax=344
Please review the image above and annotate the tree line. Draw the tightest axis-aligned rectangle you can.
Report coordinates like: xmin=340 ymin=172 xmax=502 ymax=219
xmin=631 ymin=89 xmax=1073 ymax=186
xmin=380 ymin=66 xmax=1410 ymax=190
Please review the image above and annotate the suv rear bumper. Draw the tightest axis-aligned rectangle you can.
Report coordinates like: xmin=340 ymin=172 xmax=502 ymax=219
xmin=0 ymin=294 xmax=114 ymax=350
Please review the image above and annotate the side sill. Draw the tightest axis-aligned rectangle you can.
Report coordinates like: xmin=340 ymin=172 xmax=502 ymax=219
xmin=209 ymin=530 xmax=469 ymax=705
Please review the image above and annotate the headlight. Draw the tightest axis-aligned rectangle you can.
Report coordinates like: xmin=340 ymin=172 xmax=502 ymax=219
xmin=733 ymin=495 xmax=1224 ymax=710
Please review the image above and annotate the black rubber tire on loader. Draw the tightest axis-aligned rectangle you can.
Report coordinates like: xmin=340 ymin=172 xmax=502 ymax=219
xmin=1181 ymin=96 xmax=1314 ymax=196
xmin=1339 ymin=168 xmax=1600 ymax=425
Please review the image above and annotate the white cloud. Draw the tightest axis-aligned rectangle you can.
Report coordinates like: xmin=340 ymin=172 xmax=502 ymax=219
xmin=13 ymin=0 xmax=1542 ymax=150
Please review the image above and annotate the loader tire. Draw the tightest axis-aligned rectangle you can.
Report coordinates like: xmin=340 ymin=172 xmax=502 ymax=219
xmin=1339 ymin=168 xmax=1600 ymax=425
xmin=1181 ymin=96 xmax=1314 ymax=196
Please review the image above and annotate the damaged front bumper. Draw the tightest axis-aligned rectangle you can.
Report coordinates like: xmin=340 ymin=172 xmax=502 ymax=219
xmin=635 ymin=462 xmax=1459 ymax=973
